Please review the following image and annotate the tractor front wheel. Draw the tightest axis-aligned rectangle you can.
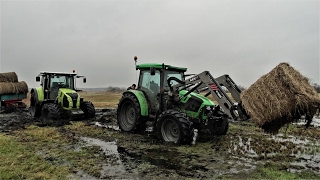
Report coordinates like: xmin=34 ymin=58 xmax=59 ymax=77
xmin=211 ymin=116 xmax=229 ymax=135
xmin=156 ymin=110 xmax=193 ymax=144
xmin=41 ymin=103 xmax=63 ymax=126
xmin=30 ymin=91 xmax=41 ymax=118
xmin=117 ymin=93 xmax=146 ymax=132
xmin=80 ymin=101 xmax=96 ymax=118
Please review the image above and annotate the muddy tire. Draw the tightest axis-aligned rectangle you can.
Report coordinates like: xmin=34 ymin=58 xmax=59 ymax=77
xmin=30 ymin=91 xmax=41 ymax=118
xmin=117 ymin=93 xmax=146 ymax=132
xmin=156 ymin=110 xmax=193 ymax=144
xmin=211 ymin=116 xmax=229 ymax=135
xmin=41 ymin=103 xmax=63 ymax=126
xmin=80 ymin=101 xmax=96 ymax=118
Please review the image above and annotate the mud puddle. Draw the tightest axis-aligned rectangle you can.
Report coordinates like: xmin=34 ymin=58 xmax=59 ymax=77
xmin=229 ymin=133 xmax=320 ymax=175
xmin=294 ymin=117 xmax=320 ymax=127
xmin=79 ymin=136 xmax=133 ymax=179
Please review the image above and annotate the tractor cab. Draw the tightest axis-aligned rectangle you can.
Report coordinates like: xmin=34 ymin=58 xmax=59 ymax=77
xmin=135 ymin=63 xmax=187 ymax=112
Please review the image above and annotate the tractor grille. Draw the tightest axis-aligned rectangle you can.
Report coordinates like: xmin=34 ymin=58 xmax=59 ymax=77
xmin=62 ymin=93 xmax=79 ymax=108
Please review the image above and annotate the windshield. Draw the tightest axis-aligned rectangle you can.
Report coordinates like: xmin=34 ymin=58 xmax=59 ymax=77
xmin=164 ymin=70 xmax=184 ymax=90
xmin=50 ymin=75 xmax=74 ymax=89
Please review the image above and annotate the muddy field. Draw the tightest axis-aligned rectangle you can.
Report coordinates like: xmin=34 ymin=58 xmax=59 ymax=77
xmin=1 ymin=107 xmax=320 ymax=179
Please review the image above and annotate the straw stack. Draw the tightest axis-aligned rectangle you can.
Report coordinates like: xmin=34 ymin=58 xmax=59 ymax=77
xmin=0 ymin=72 xmax=28 ymax=95
xmin=0 ymin=72 xmax=18 ymax=82
xmin=240 ymin=62 xmax=320 ymax=133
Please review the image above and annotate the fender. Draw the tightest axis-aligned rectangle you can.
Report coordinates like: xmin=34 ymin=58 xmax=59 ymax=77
xmin=126 ymin=90 xmax=149 ymax=116
xmin=31 ymin=87 xmax=44 ymax=105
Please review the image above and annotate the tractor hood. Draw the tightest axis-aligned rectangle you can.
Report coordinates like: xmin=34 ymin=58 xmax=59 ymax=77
xmin=179 ymin=90 xmax=215 ymax=106
xmin=57 ymin=88 xmax=81 ymax=110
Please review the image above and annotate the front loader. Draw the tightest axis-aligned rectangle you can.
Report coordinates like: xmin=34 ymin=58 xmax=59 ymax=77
xmin=117 ymin=62 xmax=249 ymax=144
xmin=30 ymin=71 xmax=95 ymax=125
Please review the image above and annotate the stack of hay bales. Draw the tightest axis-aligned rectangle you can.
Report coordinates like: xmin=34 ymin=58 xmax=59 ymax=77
xmin=240 ymin=62 xmax=320 ymax=133
xmin=0 ymin=72 xmax=28 ymax=94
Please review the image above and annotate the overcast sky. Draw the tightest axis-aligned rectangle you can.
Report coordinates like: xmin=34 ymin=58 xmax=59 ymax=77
xmin=1 ymin=0 xmax=319 ymax=89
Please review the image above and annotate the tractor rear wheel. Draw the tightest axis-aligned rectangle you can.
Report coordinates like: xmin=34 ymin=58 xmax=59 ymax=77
xmin=117 ymin=93 xmax=146 ymax=132
xmin=41 ymin=103 xmax=63 ymax=126
xmin=156 ymin=110 xmax=193 ymax=144
xmin=30 ymin=91 xmax=41 ymax=118
xmin=80 ymin=101 xmax=96 ymax=118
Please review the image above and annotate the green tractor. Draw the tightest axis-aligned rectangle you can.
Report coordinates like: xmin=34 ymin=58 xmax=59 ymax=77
xmin=30 ymin=71 xmax=95 ymax=125
xmin=117 ymin=63 xmax=248 ymax=144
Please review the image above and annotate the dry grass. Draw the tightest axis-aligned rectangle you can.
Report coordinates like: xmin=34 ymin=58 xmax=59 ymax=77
xmin=78 ymin=91 xmax=122 ymax=108
xmin=23 ymin=91 xmax=123 ymax=108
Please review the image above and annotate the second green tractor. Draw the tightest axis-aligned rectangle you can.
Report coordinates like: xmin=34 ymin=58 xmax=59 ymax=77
xmin=117 ymin=63 xmax=248 ymax=144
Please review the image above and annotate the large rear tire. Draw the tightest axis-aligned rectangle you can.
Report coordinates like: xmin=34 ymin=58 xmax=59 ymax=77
xmin=41 ymin=103 xmax=63 ymax=126
xmin=80 ymin=101 xmax=96 ymax=118
xmin=156 ymin=110 xmax=193 ymax=144
xmin=30 ymin=91 xmax=41 ymax=118
xmin=117 ymin=93 xmax=146 ymax=132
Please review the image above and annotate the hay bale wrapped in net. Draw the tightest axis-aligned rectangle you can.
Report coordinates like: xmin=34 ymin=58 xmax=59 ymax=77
xmin=0 ymin=72 xmax=18 ymax=82
xmin=0 ymin=81 xmax=28 ymax=94
xmin=240 ymin=62 xmax=320 ymax=133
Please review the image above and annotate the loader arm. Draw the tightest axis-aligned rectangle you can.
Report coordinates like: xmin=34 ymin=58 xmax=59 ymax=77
xmin=169 ymin=71 xmax=249 ymax=121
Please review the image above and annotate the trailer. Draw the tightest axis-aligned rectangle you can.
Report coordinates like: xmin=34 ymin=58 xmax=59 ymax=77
xmin=0 ymin=93 xmax=27 ymax=110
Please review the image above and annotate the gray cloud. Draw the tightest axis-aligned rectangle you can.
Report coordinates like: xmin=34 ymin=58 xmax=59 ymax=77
xmin=1 ymin=0 xmax=319 ymax=89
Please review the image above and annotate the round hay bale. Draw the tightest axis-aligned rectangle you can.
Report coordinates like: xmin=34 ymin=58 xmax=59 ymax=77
xmin=0 ymin=81 xmax=28 ymax=94
xmin=0 ymin=82 xmax=17 ymax=94
xmin=15 ymin=81 xmax=29 ymax=93
xmin=0 ymin=72 xmax=18 ymax=82
xmin=240 ymin=62 xmax=320 ymax=133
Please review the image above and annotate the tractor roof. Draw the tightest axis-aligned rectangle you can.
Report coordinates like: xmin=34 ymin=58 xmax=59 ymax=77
xmin=136 ymin=63 xmax=187 ymax=72
xmin=39 ymin=71 xmax=78 ymax=76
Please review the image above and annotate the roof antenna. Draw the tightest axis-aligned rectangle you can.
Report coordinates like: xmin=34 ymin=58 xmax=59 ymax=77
xmin=134 ymin=56 xmax=138 ymax=84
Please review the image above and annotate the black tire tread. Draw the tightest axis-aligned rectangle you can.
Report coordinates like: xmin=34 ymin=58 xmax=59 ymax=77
xmin=156 ymin=109 xmax=193 ymax=144
xmin=80 ymin=101 xmax=96 ymax=118
xmin=117 ymin=93 xmax=146 ymax=132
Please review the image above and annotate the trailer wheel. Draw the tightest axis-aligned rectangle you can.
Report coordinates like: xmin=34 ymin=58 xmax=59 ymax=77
xmin=41 ymin=103 xmax=63 ymax=126
xmin=30 ymin=91 xmax=41 ymax=118
xmin=80 ymin=101 xmax=96 ymax=118
xmin=117 ymin=93 xmax=146 ymax=132
xmin=156 ymin=110 xmax=193 ymax=144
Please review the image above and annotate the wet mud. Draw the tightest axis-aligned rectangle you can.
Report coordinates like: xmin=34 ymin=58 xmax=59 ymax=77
xmin=1 ymin=107 xmax=320 ymax=179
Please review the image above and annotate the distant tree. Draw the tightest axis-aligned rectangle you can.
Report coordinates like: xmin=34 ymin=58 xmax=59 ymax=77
xmin=106 ymin=86 xmax=126 ymax=92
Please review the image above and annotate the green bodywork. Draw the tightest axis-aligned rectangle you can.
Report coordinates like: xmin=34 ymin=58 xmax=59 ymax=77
xmin=179 ymin=90 xmax=215 ymax=119
xmin=136 ymin=63 xmax=187 ymax=72
xmin=127 ymin=90 xmax=148 ymax=116
xmin=133 ymin=63 xmax=216 ymax=120
xmin=57 ymin=88 xmax=81 ymax=110
xmin=35 ymin=86 xmax=44 ymax=103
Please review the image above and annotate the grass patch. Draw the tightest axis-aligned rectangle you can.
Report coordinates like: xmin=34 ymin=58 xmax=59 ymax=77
xmin=0 ymin=133 xmax=69 ymax=179
xmin=77 ymin=91 xmax=122 ymax=108
xmin=1 ymin=125 xmax=112 ymax=179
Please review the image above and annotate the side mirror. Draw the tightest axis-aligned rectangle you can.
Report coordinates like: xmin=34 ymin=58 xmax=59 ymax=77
xmin=150 ymin=66 xmax=156 ymax=76
xmin=83 ymin=78 xmax=86 ymax=83
xmin=36 ymin=76 xmax=40 ymax=82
